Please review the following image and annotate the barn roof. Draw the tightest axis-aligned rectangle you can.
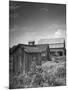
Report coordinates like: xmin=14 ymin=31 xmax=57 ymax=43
xmin=49 ymin=43 xmax=64 ymax=49
xmin=38 ymin=38 xmax=65 ymax=49
xmin=38 ymin=38 xmax=64 ymax=44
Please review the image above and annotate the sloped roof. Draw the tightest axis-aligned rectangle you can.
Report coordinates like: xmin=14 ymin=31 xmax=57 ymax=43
xmin=24 ymin=44 xmax=48 ymax=53
xmin=24 ymin=47 xmax=41 ymax=53
xmin=10 ymin=44 xmax=25 ymax=54
xmin=10 ymin=44 xmax=48 ymax=54
xmin=10 ymin=45 xmax=17 ymax=54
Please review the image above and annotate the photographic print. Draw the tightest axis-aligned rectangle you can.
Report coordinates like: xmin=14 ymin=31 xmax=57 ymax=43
xmin=9 ymin=0 xmax=66 ymax=89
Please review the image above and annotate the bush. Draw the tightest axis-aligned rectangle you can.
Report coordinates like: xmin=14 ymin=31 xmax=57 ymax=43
xmin=42 ymin=61 xmax=66 ymax=86
xmin=9 ymin=60 xmax=66 ymax=88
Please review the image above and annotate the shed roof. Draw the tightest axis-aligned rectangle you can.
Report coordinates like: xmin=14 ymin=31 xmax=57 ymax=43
xmin=24 ymin=44 xmax=48 ymax=53
xmin=10 ymin=44 xmax=48 ymax=54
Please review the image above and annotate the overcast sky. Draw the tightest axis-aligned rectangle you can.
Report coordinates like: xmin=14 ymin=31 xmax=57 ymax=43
xmin=9 ymin=1 xmax=66 ymax=47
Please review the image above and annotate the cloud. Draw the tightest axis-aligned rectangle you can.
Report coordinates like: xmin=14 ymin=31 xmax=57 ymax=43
xmin=48 ymin=23 xmax=66 ymax=30
xmin=54 ymin=29 xmax=62 ymax=38
xmin=10 ymin=23 xmax=66 ymax=46
xmin=15 ymin=28 xmax=66 ymax=44
xmin=54 ymin=29 xmax=66 ymax=38
xmin=40 ymin=8 xmax=48 ymax=12
xmin=38 ymin=29 xmax=66 ymax=44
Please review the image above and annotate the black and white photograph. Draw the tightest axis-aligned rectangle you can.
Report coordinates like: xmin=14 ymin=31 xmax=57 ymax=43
xmin=9 ymin=0 xmax=66 ymax=89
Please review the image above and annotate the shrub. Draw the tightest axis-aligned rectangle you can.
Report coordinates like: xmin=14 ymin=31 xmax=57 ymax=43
xmin=42 ymin=61 xmax=66 ymax=86
xmin=9 ymin=59 xmax=66 ymax=88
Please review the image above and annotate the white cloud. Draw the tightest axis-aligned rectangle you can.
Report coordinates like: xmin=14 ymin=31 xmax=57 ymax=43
xmin=10 ymin=23 xmax=66 ymax=46
xmin=54 ymin=29 xmax=62 ymax=38
xmin=21 ymin=28 xmax=66 ymax=44
xmin=40 ymin=8 xmax=48 ymax=12
xmin=54 ymin=29 xmax=65 ymax=38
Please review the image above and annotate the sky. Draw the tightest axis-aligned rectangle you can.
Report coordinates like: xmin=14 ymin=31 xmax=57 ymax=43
xmin=9 ymin=1 xmax=66 ymax=47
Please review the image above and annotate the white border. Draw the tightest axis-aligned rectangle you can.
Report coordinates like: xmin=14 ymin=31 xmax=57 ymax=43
xmin=0 ymin=0 xmax=68 ymax=90
xmin=13 ymin=0 xmax=68 ymax=4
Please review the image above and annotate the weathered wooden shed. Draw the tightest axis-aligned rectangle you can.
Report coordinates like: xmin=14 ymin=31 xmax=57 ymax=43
xmin=9 ymin=43 xmax=50 ymax=75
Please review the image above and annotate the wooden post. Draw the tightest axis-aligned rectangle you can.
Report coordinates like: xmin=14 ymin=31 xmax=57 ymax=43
xmin=47 ymin=45 xmax=51 ymax=61
xmin=23 ymin=52 xmax=25 ymax=74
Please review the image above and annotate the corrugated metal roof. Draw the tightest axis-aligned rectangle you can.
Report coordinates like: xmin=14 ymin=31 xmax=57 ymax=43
xmin=38 ymin=38 xmax=64 ymax=44
xmin=38 ymin=38 xmax=65 ymax=49
xmin=49 ymin=43 xmax=64 ymax=48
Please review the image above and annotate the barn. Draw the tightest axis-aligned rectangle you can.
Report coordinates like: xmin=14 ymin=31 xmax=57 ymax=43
xmin=38 ymin=38 xmax=66 ymax=57
xmin=9 ymin=41 xmax=50 ymax=75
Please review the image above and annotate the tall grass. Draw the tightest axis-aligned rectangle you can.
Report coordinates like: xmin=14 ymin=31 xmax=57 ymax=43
xmin=9 ymin=57 xmax=66 ymax=89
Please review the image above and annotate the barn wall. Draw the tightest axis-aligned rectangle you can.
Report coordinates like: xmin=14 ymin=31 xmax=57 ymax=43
xmin=50 ymin=48 xmax=65 ymax=56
